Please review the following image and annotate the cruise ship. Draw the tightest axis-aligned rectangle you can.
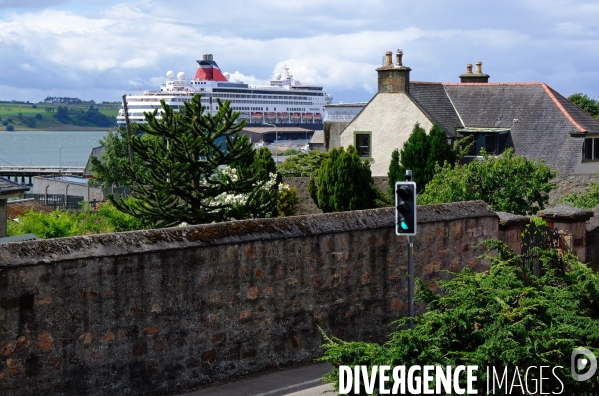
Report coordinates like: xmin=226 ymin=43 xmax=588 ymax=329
xmin=117 ymin=54 xmax=333 ymax=130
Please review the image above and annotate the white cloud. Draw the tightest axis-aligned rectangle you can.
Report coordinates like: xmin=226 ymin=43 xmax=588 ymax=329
xmin=0 ymin=1 xmax=597 ymax=103
xmin=19 ymin=63 xmax=36 ymax=72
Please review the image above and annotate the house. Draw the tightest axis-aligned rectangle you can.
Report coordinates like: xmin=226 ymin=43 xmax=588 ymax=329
xmin=332 ymin=50 xmax=599 ymax=176
xmin=0 ymin=177 xmax=29 ymax=238
xmin=323 ymin=102 xmax=367 ymax=151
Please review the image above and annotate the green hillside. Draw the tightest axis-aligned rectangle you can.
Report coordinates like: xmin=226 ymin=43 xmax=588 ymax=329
xmin=0 ymin=102 xmax=119 ymax=131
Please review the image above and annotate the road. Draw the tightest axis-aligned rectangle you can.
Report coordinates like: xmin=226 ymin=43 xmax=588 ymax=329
xmin=179 ymin=362 xmax=335 ymax=396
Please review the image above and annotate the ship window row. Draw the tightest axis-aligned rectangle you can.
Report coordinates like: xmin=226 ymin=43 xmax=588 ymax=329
xmin=224 ymin=99 xmax=313 ymax=106
xmin=212 ymin=89 xmax=323 ymax=97
xmin=214 ymin=93 xmax=311 ymax=101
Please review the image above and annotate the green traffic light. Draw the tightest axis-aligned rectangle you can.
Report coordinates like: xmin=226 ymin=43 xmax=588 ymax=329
xmin=400 ymin=221 xmax=408 ymax=230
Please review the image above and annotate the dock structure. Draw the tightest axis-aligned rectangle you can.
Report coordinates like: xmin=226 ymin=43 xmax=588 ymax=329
xmin=0 ymin=166 xmax=85 ymax=184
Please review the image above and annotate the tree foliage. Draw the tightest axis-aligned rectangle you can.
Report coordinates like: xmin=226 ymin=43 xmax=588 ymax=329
xmin=89 ymin=125 xmax=140 ymax=189
xmin=387 ymin=149 xmax=402 ymax=196
xmin=418 ymin=148 xmax=556 ymax=215
xmin=398 ymin=123 xmax=430 ymax=190
xmin=568 ymin=93 xmax=599 ymax=119
xmin=110 ymin=94 xmax=277 ymax=228
xmin=308 ymin=146 xmax=378 ymax=212
xmin=276 ymin=183 xmax=300 ymax=217
xmin=52 ymin=105 xmax=116 ymax=127
xmin=425 ymin=123 xmax=456 ymax=177
xmin=278 ymin=151 xmax=328 ymax=177
xmin=321 ymin=241 xmax=599 ymax=395
xmin=389 ymin=123 xmax=458 ymax=195
xmin=8 ymin=202 xmax=143 ymax=239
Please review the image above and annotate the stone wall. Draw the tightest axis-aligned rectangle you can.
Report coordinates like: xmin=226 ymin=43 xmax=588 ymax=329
xmin=549 ymin=173 xmax=599 ymax=207
xmin=0 ymin=201 xmax=497 ymax=395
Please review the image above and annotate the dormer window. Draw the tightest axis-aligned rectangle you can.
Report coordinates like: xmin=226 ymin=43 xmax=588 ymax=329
xmin=457 ymin=128 xmax=510 ymax=156
xmin=582 ymin=137 xmax=599 ymax=161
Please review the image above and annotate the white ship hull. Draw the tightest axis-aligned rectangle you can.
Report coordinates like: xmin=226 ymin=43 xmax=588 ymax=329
xmin=118 ymin=54 xmax=332 ymax=130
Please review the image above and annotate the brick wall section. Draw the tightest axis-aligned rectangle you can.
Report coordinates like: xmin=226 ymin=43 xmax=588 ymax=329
xmin=0 ymin=201 xmax=497 ymax=395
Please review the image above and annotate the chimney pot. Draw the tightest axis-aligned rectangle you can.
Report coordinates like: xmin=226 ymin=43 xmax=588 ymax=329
xmin=395 ymin=49 xmax=403 ymax=66
xmin=459 ymin=61 xmax=489 ymax=83
xmin=475 ymin=61 xmax=482 ymax=74
xmin=385 ymin=51 xmax=393 ymax=67
xmin=376 ymin=50 xmax=411 ymax=93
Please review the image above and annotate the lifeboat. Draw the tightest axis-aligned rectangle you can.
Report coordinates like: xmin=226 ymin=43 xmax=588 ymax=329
xmin=251 ymin=112 xmax=263 ymax=120
xmin=277 ymin=112 xmax=289 ymax=121
xmin=314 ymin=113 xmax=322 ymax=121
xmin=290 ymin=112 xmax=301 ymax=121
xmin=304 ymin=113 xmax=313 ymax=120
xmin=265 ymin=112 xmax=276 ymax=119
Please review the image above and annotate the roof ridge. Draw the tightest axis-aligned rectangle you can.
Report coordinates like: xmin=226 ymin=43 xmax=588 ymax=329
xmin=442 ymin=86 xmax=466 ymax=128
xmin=541 ymin=83 xmax=586 ymax=133
xmin=442 ymin=82 xmax=544 ymax=86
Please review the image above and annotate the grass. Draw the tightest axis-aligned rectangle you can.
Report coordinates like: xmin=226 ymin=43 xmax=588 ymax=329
xmin=0 ymin=102 xmax=119 ymax=131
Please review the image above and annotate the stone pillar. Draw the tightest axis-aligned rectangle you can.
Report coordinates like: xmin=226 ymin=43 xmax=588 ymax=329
xmin=537 ymin=206 xmax=594 ymax=262
xmin=0 ymin=198 xmax=7 ymax=238
xmin=496 ymin=211 xmax=530 ymax=254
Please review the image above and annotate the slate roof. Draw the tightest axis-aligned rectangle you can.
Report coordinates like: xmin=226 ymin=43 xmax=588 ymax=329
xmin=402 ymin=82 xmax=599 ymax=175
xmin=0 ymin=177 xmax=29 ymax=196
xmin=409 ymin=82 xmax=463 ymax=138
xmin=440 ymin=82 xmax=599 ymax=174
xmin=84 ymin=146 xmax=104 ymax=176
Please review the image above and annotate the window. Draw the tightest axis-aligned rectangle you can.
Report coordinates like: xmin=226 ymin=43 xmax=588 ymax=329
xmin=582 ymin=137 xmax=599 ymax=160
xmin=485 ymin=135 xmax=497 ymax=154
xmin=355 ymin=132 xmax=371 ymax=158
xmin=463 ymin=133 xmax=500 ymax=155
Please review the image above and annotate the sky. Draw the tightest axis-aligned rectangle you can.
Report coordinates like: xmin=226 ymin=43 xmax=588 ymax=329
xmin=0 ymin=0 xmax=598 ymax=104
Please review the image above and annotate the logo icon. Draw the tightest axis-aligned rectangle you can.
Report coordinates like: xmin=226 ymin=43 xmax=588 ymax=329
xmin=571 ymin=347 xmax=597 ymax=381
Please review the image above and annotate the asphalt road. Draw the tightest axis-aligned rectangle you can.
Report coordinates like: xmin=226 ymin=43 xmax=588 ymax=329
xmin=179 ymin=362 xmax=335 ymax=396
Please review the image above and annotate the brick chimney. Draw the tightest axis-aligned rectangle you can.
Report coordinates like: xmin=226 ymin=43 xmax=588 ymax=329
xmin=376 ymin=49 xmax=411 ymax=93
xmin=459 ymin=61 xmax=489 ymax=83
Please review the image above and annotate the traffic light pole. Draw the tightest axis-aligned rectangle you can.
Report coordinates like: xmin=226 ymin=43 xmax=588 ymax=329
xmin=408 ymin=235 xmax=414 ymax=329
xmin=404 ymin=170 xmax=415 ymax=329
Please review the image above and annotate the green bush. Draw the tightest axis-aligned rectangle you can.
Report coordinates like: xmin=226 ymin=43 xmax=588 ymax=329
xmin=7 ymin=201 xmax=143 ymax=239
xmin=282 ymin=148 xmax=299 ymax=156
xmin=278 ymin=151 xmax=328 ymax=177
xmin=276 ymin=183 xmax=300 ymax=217
xmin=321 ymin=241 xmax=599 ymax=394
xmin=309 ymin=146 xmax=381 ymax=212
xmin=6 ymin=125 xmax=14 ymax=131
xmin=418 ymin=148 xmax=555 ymax=215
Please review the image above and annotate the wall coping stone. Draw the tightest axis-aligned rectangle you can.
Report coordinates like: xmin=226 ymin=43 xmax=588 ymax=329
xmin=496 ymin=211 xmax=531 ymax=228
xmin=537 ymin=205 xmax=594 ymax=222
xmin=0 ymin=200 xmax=496 ymax=268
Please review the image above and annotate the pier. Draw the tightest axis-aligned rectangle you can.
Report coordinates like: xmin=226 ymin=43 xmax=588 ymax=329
xmin=0 ymin=165 xmax=85 ymax=184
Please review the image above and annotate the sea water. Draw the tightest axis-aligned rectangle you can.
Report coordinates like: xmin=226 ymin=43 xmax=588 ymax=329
xmin=0 ymin=131 xmax=108 ymax=167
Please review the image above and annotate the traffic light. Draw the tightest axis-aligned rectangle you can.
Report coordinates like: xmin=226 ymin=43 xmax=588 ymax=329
xmin=395 ymin=181 xmax=417 ymax=236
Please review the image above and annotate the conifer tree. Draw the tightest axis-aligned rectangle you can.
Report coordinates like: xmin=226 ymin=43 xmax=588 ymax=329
xmin=253 ymin=147 xmax=281 ymax=184
xmin=110 ymin=95 xmax=276 ymax=227
xmin=425 ymin=123 xmax=455 ymax=179
xmin=387 ymin=148 xmax=402 ymax=196
xmin=308 ymin=146 xmax=377 ymax=212
xmin=398 ymin=123 xmax=429 ymax=190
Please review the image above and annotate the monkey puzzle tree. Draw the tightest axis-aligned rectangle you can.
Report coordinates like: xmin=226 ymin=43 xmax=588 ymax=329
xmin=111 ymin=95 xmax=276 ymax=227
